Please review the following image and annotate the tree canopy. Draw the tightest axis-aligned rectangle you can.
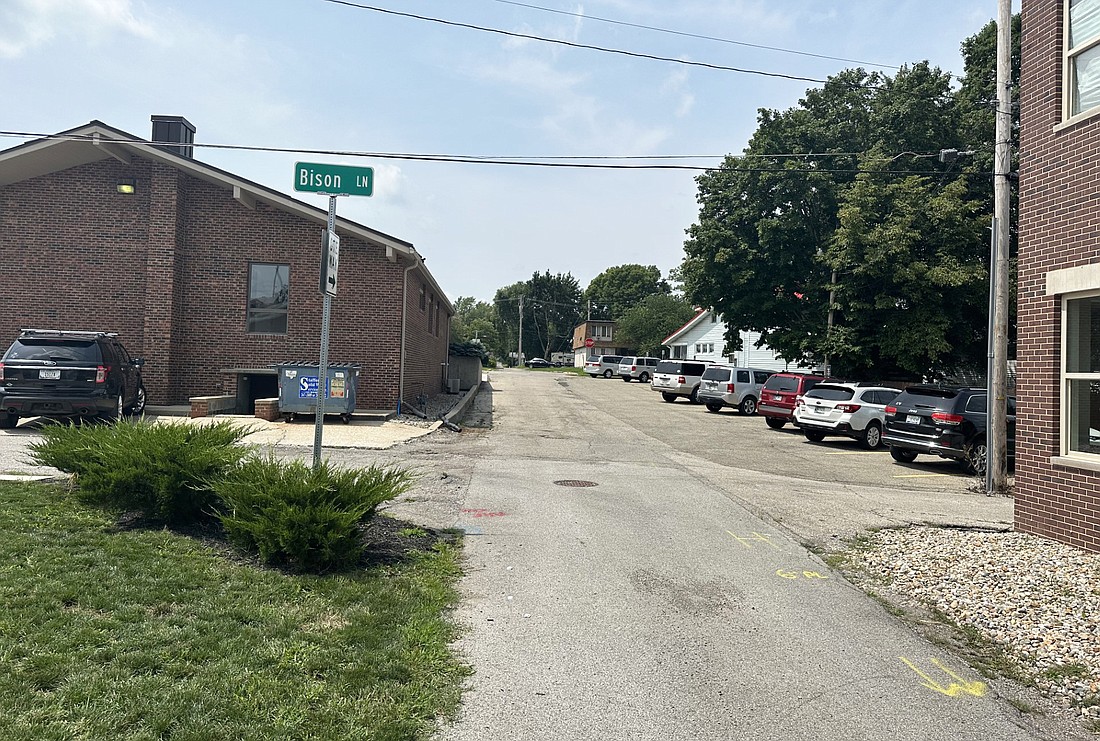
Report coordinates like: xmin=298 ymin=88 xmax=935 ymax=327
xmin=616 ymin=294 xmax=697 ymax=357
xmin=584 ymin=264 xmax=670 ymax=321
xmin=493 ymin=272 xmax=583 ymax=363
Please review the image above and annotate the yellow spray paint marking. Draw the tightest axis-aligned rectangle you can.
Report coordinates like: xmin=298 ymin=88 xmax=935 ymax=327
xmin=776 ymin=569 xmax=830 ymax=580
xmin=726 ymin=531 xmax=782 ymax=550
xmin=900 ymin=657 xmax=987 ymax=697
xmin=893 ymin=474 xmax=949 ymax=478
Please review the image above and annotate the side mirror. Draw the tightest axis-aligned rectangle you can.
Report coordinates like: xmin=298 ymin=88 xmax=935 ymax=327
xmin=133 ymin=358 xmax=145 ymax=367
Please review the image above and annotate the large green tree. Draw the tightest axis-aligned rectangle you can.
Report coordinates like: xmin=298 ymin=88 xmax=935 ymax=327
xmin=617 ymin=294 xmax=696 ymax=357
xmin=493 ymin=272 xmax=583 ymax=362
xmin=680 ymin=19 xmax=1018 ymax=380
xmin=584 ymin=264 xmax=670 ymax=320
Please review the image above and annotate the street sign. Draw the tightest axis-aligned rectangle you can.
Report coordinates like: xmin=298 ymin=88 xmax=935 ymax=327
xmin=320 ymin=229 xmax=339 ymax=296
xmin=294 ymin=162 xmax=374 ymax=197
xmin=584 ymin=338 xmax=595 ymax=348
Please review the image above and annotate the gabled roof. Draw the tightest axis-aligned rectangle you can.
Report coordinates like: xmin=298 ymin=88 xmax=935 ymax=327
xmin=0 ymin=121 xmax=453 ymax=312
xmin=662 ymin=308 xmax=713 ymax=345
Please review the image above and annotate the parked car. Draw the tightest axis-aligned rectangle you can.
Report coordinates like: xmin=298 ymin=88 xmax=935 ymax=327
xmin=758 ymin=372 xmax=827 ymax=429
xmin=584 ymin=355 xmax=624 ymax=378
xmin=882 ymin=385 xmax=1015 ymax=476
xmin=650 ymin=360 xmax=712 ymax=403
xmin=793 ymin=382 xmax=901 ymax=449
xmin=697 ymin=366 xmax=774 ymax=415
xmin=526 ymin=357 xmax=553 ymax=368
xmin=0 ymin=329 xmax=146 ymax=428
xmin=618 ymin=356 xmax=660 ymax=383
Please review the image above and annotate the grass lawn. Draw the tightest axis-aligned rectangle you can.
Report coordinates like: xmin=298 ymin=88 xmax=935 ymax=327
xmin=0 ymin=481 xmax=468 ymax=741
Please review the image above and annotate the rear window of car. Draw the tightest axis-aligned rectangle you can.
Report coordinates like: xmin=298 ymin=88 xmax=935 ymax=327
xmin=656 ymin=361 xmax=682 ymax=374
xmin=753 ymin=371 xmax=772 ymax=384
xmin=763 ymin=375 xmax=800 ymax=392
xmin=902 ymin=386 xmax=961 ymax=401
xmin=4 ymin=339 xmax=101 ymax=363
xmin=702 ymin=367 xmax=731 ymax=381
xmin=804 ymin=385 xmax=854 ymax=401
xmin=604 ymin=356 xmax=622 ymax=364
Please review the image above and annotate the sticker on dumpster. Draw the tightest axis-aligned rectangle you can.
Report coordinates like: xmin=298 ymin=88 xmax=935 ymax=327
xmin=299 ymin=376 xmax=319 ymax=398
xmin=330 ymin=376 xmax=346 ymax=399
xmin=285 ymin=369 xmax=297 ymax=379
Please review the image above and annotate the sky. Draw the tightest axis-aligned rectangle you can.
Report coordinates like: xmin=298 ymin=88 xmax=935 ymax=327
xmin=0 ymin=0 xmax=1013 ymax=304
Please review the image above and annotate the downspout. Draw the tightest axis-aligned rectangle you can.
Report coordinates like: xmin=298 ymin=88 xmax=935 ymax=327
xmin=398 ymin=256 xmax=420 ymax=415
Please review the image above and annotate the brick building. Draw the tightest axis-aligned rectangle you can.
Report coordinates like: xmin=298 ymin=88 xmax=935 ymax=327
xmin=0 ymin=118 xmax=453 ymax=412
xmin=1017 ymin=1 xmax=1100 ymax=550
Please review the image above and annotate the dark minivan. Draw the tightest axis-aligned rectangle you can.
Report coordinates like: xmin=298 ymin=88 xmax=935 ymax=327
xmin=882 ymin=385 xmax=1015 ymax=476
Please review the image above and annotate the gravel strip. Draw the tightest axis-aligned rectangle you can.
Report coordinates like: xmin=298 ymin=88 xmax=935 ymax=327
xmin=850 ymin=526 xmax=1100 ymax=718
xmin=393 ymin=392 xmax=464 ymax=428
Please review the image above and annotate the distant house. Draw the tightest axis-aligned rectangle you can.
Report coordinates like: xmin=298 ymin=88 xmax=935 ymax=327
xmin=0 ymin=117 xmax=453 ymax=413
xmin=571 ymin=320 xmax=628 ymax=366
xmin=1014 ymin=0 xmax=1100 ymax=552
xmin=662 ymin=309 xmax=817 ymax=371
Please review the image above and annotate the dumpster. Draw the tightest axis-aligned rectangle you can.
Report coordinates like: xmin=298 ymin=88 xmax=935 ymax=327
xmin=275 ymin=362 xmax=360 ymax=423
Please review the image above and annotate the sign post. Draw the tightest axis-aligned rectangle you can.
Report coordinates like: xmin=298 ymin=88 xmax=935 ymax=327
xmin=294 ymin=162 xmax=374 ymax=467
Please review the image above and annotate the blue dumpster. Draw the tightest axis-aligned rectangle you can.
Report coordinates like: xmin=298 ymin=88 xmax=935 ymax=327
xmin=275 ymin=362 xmax=360 ymax=423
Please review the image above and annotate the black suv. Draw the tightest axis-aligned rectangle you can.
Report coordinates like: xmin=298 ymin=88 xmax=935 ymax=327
xmin=0 ymin=329 xmax=146 ymax=428
xmin=882 ymin=385 xmax=1015 ymax=475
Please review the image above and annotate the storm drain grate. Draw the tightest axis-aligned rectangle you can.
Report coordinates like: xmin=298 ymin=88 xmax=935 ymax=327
xmin=554 ymin=479 xmax=598 ymax=488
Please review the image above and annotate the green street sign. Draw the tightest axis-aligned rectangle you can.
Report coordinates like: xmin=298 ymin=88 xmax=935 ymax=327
xmin=294 ymin=162 xmax=374 ymax=197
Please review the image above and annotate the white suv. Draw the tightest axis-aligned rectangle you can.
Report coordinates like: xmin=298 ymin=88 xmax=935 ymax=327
xmin=617 ymin=356 xmax=659 ymax=383
xmin=696 ymin=366 xmax=774 ymax=415
xmin=584 ymin=355 xmax=624 ymax=378
xmin=650 ymin=360 xmax=711 ymax=403
xmin=793 ymin=382 xmax=902 ymax=449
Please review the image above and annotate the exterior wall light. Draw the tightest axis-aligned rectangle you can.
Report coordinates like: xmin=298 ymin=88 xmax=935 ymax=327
xmin=116 ymin=178 xmax=136 ymax=194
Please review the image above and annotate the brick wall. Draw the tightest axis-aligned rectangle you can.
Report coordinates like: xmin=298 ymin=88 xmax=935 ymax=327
xmin=1017 ymin=0 xmax=1100 ymax=551
xmin=0 ymin=153 xmax=451 ymax=411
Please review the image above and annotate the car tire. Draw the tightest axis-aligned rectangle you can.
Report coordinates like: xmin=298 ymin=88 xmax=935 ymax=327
xmin=639 ymin=372 xmax=650 ymax=383
xmin=100 ymin=393 xmax=124 ymax=423
xmin=765 ymin=417 xmax=785 ymax=430
xmin=890 ymin=448 xmax=918 ymax=463
xmin=689 ymin=387 xmax=700 ymax=404
xmin=861 ymin=422 xmax=883 ymax=450
xmin=125 ymin=385 xmax=147 ymax=416
xmin=964 ymin=439 xmax=988 ymax=477
xmin=603 ymin=369 xmax=613 ymax=379
xmin=705 ymin=402 xmax=723 ymax=413
xmin=0 ymin=412 xmax=17 ymax=429
xmin=622 ymin=376 xmax=631 ymax=382
xmin=739 ymin=396 xmax=757 ymax=415
xmin=804 ymin=429 xmax=826 ymax=442
xmin=661 ymin=392 xmax=677 ymax=403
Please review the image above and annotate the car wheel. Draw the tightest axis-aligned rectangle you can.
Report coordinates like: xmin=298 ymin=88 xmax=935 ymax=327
xmin=890 ymin=448 xmax=918 ymax=463
xmin=804 ymin=429 xmax=826 ymax=442
xmin=661 ymin=392 xmax=677 ymax=403
xmin=639 ymin=372 xmax=650 ymax=383
xmin=705 ymin=402 xmax=723 ymax=413
xmin=622 ymin=376 xmax=631 ymax=382
xmin=739 ymin=396 xmax=757 ymax=415
xmin=965 ymin=439 xmax=988 ymax=477
xmin=765 ymin=417 xmax=785 ymax=430
xmin=689 ymin=387 xmax=700 ymax=404
xmin=603 ymin=369 xmax=613 ymax=378
xmin=861 ymin=422 xmax=883 ymax=450
xmin=0 ymin=412 xmax=17 ymax=429
xmin=125 ymin=385 xmax=147 ymax=416
xmin=101 ymin=393 xmax=124 ymax=423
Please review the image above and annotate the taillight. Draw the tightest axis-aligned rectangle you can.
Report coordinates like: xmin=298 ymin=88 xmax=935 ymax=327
xmin=931 ymin=411 xmax=963 ymax=425
xmin=885 ymin=405 xmax=897 ymax=414
xmin=837 ymin=404 xmax=862 ymax=413
xmin=726 ymin=383 xmax=735 ymax=393
xmin=95 ymin=365 xmax=108 ymax=383
xmin=0 ymin=362 xmax=4 ymax=382
xmin=677 ymin=376 xmax=686 ymax=384
xmin=631 ymin=365 xmax=637 ymax=371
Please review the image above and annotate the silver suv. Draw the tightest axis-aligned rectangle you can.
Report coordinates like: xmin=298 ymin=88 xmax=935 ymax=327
xmin=584 ymin=355 xmax=624 ymax=378
xmin=793 ymin=382 xmax=901 ymax=450
xmin=697 ymin=366 xmax=774 ymax=415
xmin=651 ymin=360 xmax=711 ymax=403
xmin=617 ymin=356 xmax=659 ymax=383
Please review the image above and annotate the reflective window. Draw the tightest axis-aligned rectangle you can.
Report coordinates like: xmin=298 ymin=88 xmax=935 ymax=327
xmin=247 ymin=263 xmax=289 ymax=334
xmin=1064 ymin=292 xmax=1100 ymax=456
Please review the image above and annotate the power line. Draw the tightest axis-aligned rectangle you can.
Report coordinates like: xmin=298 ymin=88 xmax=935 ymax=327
xmin=489 ymin=0 xmax=903 ymax=71
xmin=317 ymin=0 xmax=829 ymax=84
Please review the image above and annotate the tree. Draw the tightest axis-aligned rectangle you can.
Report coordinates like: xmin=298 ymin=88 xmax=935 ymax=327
xmin=616 ymin=294 xmax=696 ymax=357
xmin=450 ymin=296 xmax=498 ymax=348
xmin=493 ymin=272 xmax=583 ymax=362
xmin=584 ymin=264 xmax=670 ymax=320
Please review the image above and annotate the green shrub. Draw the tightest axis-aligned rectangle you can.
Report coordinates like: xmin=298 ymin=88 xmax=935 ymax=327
xmin=213 ymin=456 xmax=415 ymax=573
xmin=28 ymin=419 xmax=252 ymax=523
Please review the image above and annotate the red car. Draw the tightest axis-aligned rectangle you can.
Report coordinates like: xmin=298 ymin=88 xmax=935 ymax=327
xmin=757 ymin=372 xmax=827 ymax=429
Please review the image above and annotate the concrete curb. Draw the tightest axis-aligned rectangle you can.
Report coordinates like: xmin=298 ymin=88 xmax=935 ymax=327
xmin=443 ymin=374 xmax=486 ymax=428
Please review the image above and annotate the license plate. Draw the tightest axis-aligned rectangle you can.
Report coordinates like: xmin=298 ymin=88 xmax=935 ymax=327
xmin=773 ymin=395 xmax=783 ymax=401
xmin=814 ymin=406 xmax=827 ymax=414
xmin=39 ymin=369 xmax=61 ymax=380
xmin=906 ymin=414 xmax=921 ymax=424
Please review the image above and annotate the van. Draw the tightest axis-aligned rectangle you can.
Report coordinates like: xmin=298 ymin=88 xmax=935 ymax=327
xmin=617 ymin=356 xmax=659 ymax=383
xmin=696 ymin=366 xmax=774 ymax=415
xmin=651 ymin=359 xmax=712 ymax=403
xmin=584 ymin=355 xmax=624 ymax=378
xmin=758 ymin=372 xmax=827 ymax=429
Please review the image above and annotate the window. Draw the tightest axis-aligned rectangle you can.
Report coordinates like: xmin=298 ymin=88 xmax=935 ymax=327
xmin=1062 ymin=292 xmax=1100 ymax=457
xmin=247 ymin=263 xmax=289 ymax=334
xmin=1067 ymin=0 xmax=1100 ymax=117
xmin=419 ymin=284 xmax=426 ymax=311
xmin=737 ymin=370 xmax=750 ymax=383
xmin=435 ymin=305 xmax=441 ymax=337
xmin=428 ymin=296 xmax=435 ymax=334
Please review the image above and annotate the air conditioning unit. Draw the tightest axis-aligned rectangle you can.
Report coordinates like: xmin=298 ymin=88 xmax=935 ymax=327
xmin=447 ymin=378 xmax=460 ymax=394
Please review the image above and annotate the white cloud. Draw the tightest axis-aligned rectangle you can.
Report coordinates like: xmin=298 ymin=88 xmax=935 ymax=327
xmin=0 ymin=0 xmax=155 ymax=58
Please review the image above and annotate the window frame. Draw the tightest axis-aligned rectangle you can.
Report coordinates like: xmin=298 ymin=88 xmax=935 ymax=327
xmin=1065 ymin=0 xmax=1100 ymax=121
xmin=246 ymin=262 xmax=290 ymax=335
xmin=1060 ymin=289 xmax=1100 ymax=460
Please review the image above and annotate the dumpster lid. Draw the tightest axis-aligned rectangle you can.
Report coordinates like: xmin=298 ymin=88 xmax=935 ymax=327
xmin=272 ymin=361 xmax=361 ymax=369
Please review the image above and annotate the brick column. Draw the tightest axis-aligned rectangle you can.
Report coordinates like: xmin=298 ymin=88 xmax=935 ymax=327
xmin=143 ymin=163 xmax=183 ymax=404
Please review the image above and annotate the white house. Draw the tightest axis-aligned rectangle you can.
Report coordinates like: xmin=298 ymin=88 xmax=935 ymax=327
xmin=662 ymin=309 xmax=818 ymax=372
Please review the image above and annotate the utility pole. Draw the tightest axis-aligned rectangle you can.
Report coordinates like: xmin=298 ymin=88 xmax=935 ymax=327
xmin=517 ymin=295 xmax=525 ymax=367
xmin=989 ymin=0 xmax=1012 ymax=493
